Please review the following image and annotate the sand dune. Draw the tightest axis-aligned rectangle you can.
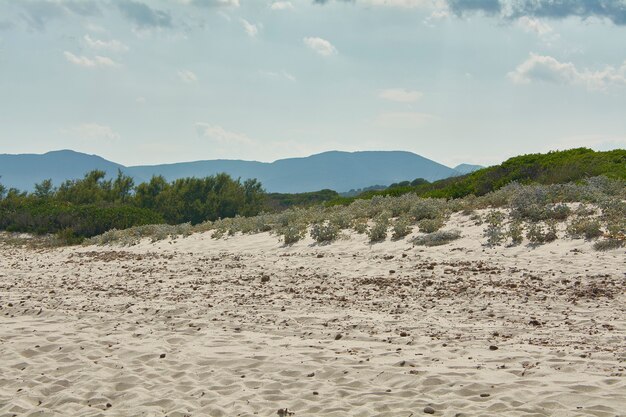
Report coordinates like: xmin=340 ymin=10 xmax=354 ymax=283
xmin=1 ymin=215 xmax=625 ymax=416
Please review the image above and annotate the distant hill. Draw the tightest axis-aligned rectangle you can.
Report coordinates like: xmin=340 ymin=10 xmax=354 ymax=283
xmin=453 ymin=163 xmax=483 ymax=175
xmin=0 ymin=150 xmax=125 ymax=192
xmin=0 ymin=149 xmax=460 ymax=193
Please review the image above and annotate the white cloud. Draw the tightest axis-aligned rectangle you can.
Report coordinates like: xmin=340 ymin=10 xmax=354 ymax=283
xmin=84 ymin=23 xmax=106 ymax=33
xmin=375 ymin=112 xmax=436 ymax=128
xmin=516 ymin=17 xmax=553 ymax=36
xmin=379 ymin=88 xmax=423 ymax=103
xmin=195 ymin=123 xmax=255 ymax=146
xmin=508 ymin=53 xmax=626 ymax=91
xmin=63 ymin=51 xmax=118 ymax=68
xmin=261 ymin=70 xmax=296 ymax=82
xmin=240 ymin=18 xmax=259 ymax=37
xmin=178 ymin=69 xmax=198 ymax=83
xmin=83 ymin=35 xmax=129 ymax=52
xmin=67 ymin=123 xmax=120 ymax=141
xmin=303 ymin=37 xmax=337 ymax=56
xmin=270 ymin=1 xmax=294 ymax=10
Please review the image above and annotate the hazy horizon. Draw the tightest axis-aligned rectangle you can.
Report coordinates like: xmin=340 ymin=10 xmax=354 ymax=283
xmin=1 ymin=0 xmax=625 ymax=167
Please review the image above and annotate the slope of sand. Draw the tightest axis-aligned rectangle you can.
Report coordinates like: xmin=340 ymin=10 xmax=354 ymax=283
xmin=1 ymin=214 xmax=625 ymax=417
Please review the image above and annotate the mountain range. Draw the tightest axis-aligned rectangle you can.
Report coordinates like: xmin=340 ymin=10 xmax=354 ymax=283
xmin=0 ymin=150 xmax=482 ymax=193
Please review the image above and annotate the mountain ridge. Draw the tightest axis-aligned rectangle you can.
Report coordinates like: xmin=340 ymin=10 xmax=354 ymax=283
xmin=0 ymin=149 xmax=479 ymax=193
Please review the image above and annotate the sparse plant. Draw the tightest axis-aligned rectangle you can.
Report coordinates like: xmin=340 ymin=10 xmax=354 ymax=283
xmin=367 ymin=211 xmax=390 ymax=243
xmin=507 ymin=219 xmax=524 ymax=246
xmin=412 ymin=230 xmax=461 ymax=247
xmin=574 ymin=204 xmax=596 ymax=216
xmin=566 ymin=218 xmax=603 ymax=240
xmin=351 ymin=218 xmax=368 ymax=234
xmin=469 ymin=213 xmax=483 ymax=225
xmin=484 ymin=210 xmax=506 ymax=246
xmin=593 ymin=238 xmax=625 ymax=251
xmin=526 ymin=221 xmax=557 ymax=245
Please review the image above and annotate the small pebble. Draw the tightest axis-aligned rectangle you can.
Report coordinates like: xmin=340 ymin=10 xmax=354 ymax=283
xmin=159 ymin=353 xmax=166 ymax=359
xmin=489 ymin=345 xmax=498 ymax=351
xmin=424 ymin=406 xmax=435 ymax=414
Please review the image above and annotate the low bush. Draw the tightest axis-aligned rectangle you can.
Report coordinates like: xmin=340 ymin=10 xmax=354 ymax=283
xmin=310 ymin=222 xmax=340 ymax=244
xmin=391 ymin=216 xmax=412 ymax=240
xmin=484 ymin=210 xmax=506 ymax=246
xmin=279 ymin=225 xmax=306 ymax=245
xmin=507 ymin=219 xmax=524 ymax=245
xmin=593 ymin=238 xmax=624 ymax=251
xmin=526 ymin=221 xmax=557 ymax=244
xmin=412 ymin=230 xmax=461 ymax=247
xmin=367 ymin=212 xmax=390 ymax=243
xmin=566 ymin=218 xmax=603 ymax=240
xmin=417 ymin=218 xmax=445 ymax=234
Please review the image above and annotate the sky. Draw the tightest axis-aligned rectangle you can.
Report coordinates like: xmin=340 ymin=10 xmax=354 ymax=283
xmin=0 ymin=0 xmax=625 ymax=167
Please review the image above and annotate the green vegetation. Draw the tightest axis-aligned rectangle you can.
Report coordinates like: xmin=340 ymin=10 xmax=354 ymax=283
xmin=0 ymin=170 xmax=264 ymax=242
xmin=265 ymin=189 xmax=339 ymax=211
xmin=1 ymin=148 xmax=624 ymax=250
xmin=85 ymin=176 xmax=625 ymax=252
xmin=332 ymin=148 xmax=626 ymax=203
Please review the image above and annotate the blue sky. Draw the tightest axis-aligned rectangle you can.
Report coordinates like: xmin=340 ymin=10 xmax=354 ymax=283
xmin=0 ymin=0 xmax=625 ymax=167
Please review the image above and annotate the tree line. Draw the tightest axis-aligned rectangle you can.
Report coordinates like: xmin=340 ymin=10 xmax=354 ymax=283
xmin=0 ymin=170 xmax=264 ymax=240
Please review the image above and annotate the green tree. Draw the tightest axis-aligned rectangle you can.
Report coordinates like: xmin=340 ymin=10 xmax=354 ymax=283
xmin=112 ymin=170 xmax=135 ymax=203
xmin=56 ymin=170 xmax=112 ymax=204
xmin=34 ymin=179 xmax=54 ymax=199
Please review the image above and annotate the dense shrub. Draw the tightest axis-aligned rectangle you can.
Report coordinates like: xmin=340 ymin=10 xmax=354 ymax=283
xmin=418 ymin=218 xmax=445 ymax=234
xmin=310 ymin=222 xmax=340 ymax=244
xmin=339 ymin=149 xmax=626 ymax=202
xmin=0 ymin=199 xmax=162 ymax=238
xmin=279 ymin=225 xmax=306 ymax=245
xmin=391 ymin=216 xmax=412 ymax=240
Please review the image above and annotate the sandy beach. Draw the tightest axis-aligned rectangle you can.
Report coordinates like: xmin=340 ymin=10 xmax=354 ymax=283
xmin=1 ymin=214 xmax=625 ymax=417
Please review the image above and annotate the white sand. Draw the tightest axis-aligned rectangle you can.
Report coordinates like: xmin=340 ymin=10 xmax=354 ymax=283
xmin=1 ymin=214 xmax=625 ymax=416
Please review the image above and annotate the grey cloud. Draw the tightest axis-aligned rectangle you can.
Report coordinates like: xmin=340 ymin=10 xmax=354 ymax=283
xmin=508 ymin=0 xmax=626 ymax=26
xmin=312 ymin=0 xmax=626 ymax=25
xmin=14 ymin=0 xmax=65 ymax=31
xmin=444 ymin=0 xmax=626 ymax=25
xmin=447 ymin=0 xmax=501 ymax=16
xmin=117 ymin=0 xmax=172 ymax=28
xmin=0 ymin=20 xmax=14 ymax=31
xmin=5 ymin=0 xmax=100 ymax=31
xmin=62 ymin=0 xmax=101 ymax=16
